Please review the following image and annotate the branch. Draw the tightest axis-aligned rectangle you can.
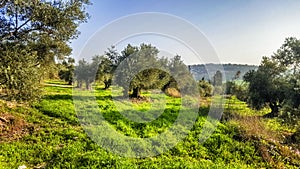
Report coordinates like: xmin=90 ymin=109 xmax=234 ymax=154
xmin=16 ymin=19 xmax=30 ymax=31
xmin=15 ymin=10 xmax=18 ymax=30
xmin=17 ymin=25 xmax=54 ymax=38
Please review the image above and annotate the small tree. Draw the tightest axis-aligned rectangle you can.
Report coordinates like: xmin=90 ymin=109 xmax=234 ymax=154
xmin=272 ymin=37 xmax=300 ymax=109
xmin=213 ymin=70 xmax=223 ymax=86
xmin=58 ymin=57 xmax=75 ymax=85
xmin=114 ymin=44 xmax=161 ymax=97
xmin=198 ymin=79 xmax=213 ymax=97
xmin=96 ymin=56 xmax=113 ymax=89
xmin=245 ymin=37 xmax=300 ymax=117
xmin=95 ymin=46 xmax=124 ymax=89
xmin=225 ymin=70 xmax=248 ymax=101
xmin=114 ymin=44 xmax=196 ymax=98
xmin=75 ymin=59 xmax=98 ymax=90
xmin=244 ymin=57 xmax=287 ymax=117
xmin=165 ymin=55 xmax=196 ymax=96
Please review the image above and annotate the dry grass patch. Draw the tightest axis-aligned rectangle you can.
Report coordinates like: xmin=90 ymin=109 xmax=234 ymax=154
xmin=236 ymin=116 xmax=278 ymax=141
xmin=165 ymin=88 xmax=181 ymax=98
xmin=231 ymin=115 xmax=300 ymax=167
xmin=0 ymin=112 xmax=33 ymax=142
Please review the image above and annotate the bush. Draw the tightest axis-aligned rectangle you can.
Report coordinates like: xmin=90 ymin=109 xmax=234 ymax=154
xmin=291 ymin=128 xmax=300 ymax=143
xmin=0 ymin=44 xmax=41 ymax=102
xmin=198 ymin=80 xmax=213 ymax=97
xmin=280 ymin=104 xmax=300 ymax=125
xmin=225 ymin=81 xmax=248 ymax=101
xmin=164 ymin=87 xmax=181 ymax=98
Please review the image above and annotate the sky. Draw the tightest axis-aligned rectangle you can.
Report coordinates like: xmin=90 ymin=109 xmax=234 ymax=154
xmin=71 ymin=0 xmax=300 ymax=65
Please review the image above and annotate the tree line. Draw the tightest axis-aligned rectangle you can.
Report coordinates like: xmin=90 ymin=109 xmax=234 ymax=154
xmin=72 ymin=44 xmax=199 ymax=98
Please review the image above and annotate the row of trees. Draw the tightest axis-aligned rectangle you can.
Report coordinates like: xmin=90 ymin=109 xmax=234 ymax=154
xmin=73 ymin=44 xmax=197 ymax=98
xmin=56 ymin=36 xmax=300 ymax=135
xmin=0 ymin=0 xmax=90 ymax=102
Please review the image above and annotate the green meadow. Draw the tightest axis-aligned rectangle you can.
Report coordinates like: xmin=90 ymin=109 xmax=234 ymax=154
xmin=0 ymin=81 xmax=299 ymax=168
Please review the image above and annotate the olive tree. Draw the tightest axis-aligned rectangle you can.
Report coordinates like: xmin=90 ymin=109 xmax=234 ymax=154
xmin=0 ymin=0 xmax=90 ymax=101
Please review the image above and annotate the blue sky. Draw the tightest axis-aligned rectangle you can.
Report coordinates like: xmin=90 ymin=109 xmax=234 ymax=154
xmin=71 ymin=0 xmax=300 ymax=65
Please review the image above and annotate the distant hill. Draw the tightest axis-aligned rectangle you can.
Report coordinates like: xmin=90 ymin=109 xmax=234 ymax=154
xmin=188 ymin=63 xmax=258 ymax=81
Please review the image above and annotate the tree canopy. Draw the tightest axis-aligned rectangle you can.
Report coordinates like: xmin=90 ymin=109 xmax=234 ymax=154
xmin=58 ymin=57 xmax=75 ymax=85
xmin=244 ymin=37 xmax=300 ymax=117
xmin=113 ymin=44 xmax=164 ymax=98
xmin=76 ymin=43 xmax=196 ymax=98
xmin=0 ymin=0 xmax=90 ymax=102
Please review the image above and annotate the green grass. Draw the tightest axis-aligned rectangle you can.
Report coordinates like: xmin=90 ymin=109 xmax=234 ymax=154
xmin=224 ymin=96 xmax=270 ymax=116
xmin=0 ymin=81 xmax=298 ymax=168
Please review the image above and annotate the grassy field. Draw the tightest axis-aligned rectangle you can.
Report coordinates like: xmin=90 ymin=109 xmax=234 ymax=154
xmin=0 ymin=81 xmax=299 ymax=168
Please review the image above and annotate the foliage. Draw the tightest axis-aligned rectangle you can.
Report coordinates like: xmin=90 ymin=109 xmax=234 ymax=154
xmin=225 ymin=81 xmax=248 ymax=101
xmin=88 ymin=43 xmax=196 ymax=98
xmin=279 ymin=104 xmax=300 ymax=126
xmin=0 ymin=43 xmax=41 ymax=102
xmin=114 ymin=44 xmax=160 ymax=97
xmin=0 ymin=0 xmax=90 ymax=102
xmin=58 ymin=57 xmax=75 ymax=85
xmin=244 ymin=56 xmax=290 ymax=117
xmin=244 ymin=37 xmax=300 ymax=118
xmin=273 ymin=37 xmax=300 ymax=110
xmin=210 ymin=70 xmax=224 ymax=95
xmin=74 ymin=58 xmax=99 ymax=90
xmin=0 ymin=0 xmax=90 ymax=66
xmin=273 ymin=37 xmax=300 ymax=75
xmin=198 ymin=79 xmax=213 ymax=97
xmin=96 ymin=56 xmax=113 ymax=89
xmin=166 ymin=55 xmax=196 ymax=96
xmin=95 ymin=46 xmax=126 ymax=89
xmin=75 ymin=45 xmax=128 ymax=91
xmin=114 ymin=44 xmax=179 ymax=98
xmin=213 ymin=70 xmax=223 ymax=86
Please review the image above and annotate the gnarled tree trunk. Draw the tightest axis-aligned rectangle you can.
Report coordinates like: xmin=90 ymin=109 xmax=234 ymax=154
xmin=264 ymin=102 xmax=280 ymax=118
xmin=131 ymin=87 xmax=141 ymax=98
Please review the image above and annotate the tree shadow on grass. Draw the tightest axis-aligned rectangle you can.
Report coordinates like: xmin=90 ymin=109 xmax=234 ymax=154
xmin=43 ymin=94 xmax=73 ymax=101
xmin=37 ymin=108 xmax=79 ymax=125
xmin=95 ymin=95 xmax=112 ymax=101
xmin=36 ymin=94 xmax=78 ymax=125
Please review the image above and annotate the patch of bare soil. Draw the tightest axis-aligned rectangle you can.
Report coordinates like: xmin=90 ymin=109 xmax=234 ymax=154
xmin=0 ymin=113 xmax=33 ymax=142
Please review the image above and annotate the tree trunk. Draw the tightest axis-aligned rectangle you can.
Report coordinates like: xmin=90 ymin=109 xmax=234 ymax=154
xmin=85 ymin=80 xmax=91 ymax=90
xmin=162 ymin=81 xmax=170 ymax=92
xmin=104 ymin=81 xmax=110 ymax=90
xmin=264 ymin=102 xmax=279 ymax=118
xmin=131 ymin=87 xmax=140 ymax=98
xmin=68 ymin=80 xmax=72 ymax=85
xmin=77 ymin=81 xmax=82 ymax=88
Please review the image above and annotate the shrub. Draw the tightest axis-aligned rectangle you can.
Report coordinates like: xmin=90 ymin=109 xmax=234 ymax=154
xmin=0 ymin=44 xmax=41 ymax=102
xmin=225 ymin=81 xmax=248 ymax=101
xmin=198 ymin=80 xmax=213 ymax=97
